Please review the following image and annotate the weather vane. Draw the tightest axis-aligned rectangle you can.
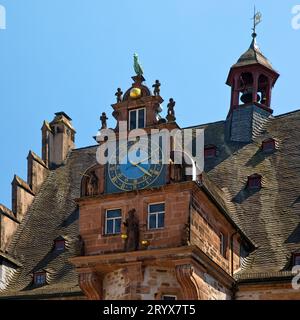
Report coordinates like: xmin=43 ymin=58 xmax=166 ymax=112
xmin=252 ymin=6 xmax=262 ymax=37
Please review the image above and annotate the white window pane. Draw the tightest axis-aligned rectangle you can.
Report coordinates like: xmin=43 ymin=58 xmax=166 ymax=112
xmin=107 ymin=209 xmax=121 ymax=218
xmin=149 ymin=203 xmax=165 ymax=213
xmin=106 ymin=220 xmax=114 ymax=234
xmin=158 ymin=212 xmax=164 ymax=228
xmin=115 ymin=218 xmax=121 ymax=234
xmin=138 ymin=109 xmax=145 ymax=128
xmin=130 ymin=111 xmax=137 ymax=130
xmin=149 ymin=214 xmax=157 ymax=229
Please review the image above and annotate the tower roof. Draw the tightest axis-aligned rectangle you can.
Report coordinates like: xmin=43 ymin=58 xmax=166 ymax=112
xmin=231 ymin=34 xmax=275 ymax=71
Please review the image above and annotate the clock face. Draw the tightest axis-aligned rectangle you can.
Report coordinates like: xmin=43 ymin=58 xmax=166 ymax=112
xmin=107 ymin=138 xmax=165 ymax=192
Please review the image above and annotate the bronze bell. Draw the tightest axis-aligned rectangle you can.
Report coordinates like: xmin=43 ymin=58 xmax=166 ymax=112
xmin=241 ymin=88 xmax=261 ymax=104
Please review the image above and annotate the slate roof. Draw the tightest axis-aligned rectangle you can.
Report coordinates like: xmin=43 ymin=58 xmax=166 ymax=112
xmin=193 ymin=109 xmax=300 ymax=279
xmin=0 ymin=146 xmax=98 ymax=298
xmin=231 ymin=37 xmax=276 ymax=72
xmin=1 ymin=110 xmax=300 ymax=297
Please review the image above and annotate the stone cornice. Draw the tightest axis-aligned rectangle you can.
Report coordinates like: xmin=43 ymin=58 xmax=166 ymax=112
xmin=70 ymin=245 xmax=235 ymax=289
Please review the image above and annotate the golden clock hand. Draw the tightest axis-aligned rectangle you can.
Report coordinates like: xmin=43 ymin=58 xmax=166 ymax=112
xmin=136 ymin=164 xmax=152 ymax=177
xmin=129 ymin=160 xmax=152 ymax=177
xmin=135 ymin=148 xmax=160 ymax=165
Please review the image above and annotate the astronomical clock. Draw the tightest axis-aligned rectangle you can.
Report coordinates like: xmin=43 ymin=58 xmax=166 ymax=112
xmin=106 ymin=137 xmax=166 ymax=193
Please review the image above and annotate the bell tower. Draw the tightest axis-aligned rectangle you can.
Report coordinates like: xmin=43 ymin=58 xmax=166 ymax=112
xmin=225 ymin=11 xmax=279 ymax=143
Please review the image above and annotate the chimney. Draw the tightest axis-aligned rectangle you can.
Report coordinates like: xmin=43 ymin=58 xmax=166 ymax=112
xmin=42 ymin=112 xmax=76 ymax=168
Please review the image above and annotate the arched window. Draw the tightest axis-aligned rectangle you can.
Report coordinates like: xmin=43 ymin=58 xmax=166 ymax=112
xmin=239 ymin=73 xmax=255 ymax=104
xmin=258 ymin=74 xmax=269 ymax=105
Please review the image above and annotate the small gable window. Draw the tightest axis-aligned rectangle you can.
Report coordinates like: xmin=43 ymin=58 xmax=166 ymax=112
xmin=54 ymin=239 xmax=65 ymax=251
xmin=204 ymin=145 xmax=217 ymax=158
xmin=247 ymin=174 xmax=262 ymax=189
xmin=294 ymin=253 xmax=300 ymax=266
xmin=34 ymin=271 xmax=46 ymax=286
xmin=262 ymin=138 xmax=276 ymax=152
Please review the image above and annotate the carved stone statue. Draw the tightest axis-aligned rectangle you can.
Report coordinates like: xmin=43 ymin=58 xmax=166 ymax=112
xmin=169 ymin=159 xmax=183 ymax=182
xmin=115 ymin=88 xmax=123 ymax=103
xmin=100 ymin=112 xmax=108 ymax=129
xmin=152 ymin=80 xmax=161 ymax=96
xmin=87 ymin=171 xmax=98 ymax=196
xmin=166 ymin=98 xmax=176 ymax=122
xmin=123 ymin=209 xmax=139 ymax=252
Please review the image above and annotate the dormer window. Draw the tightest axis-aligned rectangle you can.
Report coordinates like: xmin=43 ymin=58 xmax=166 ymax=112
xmin=54 ymin=238 xmax=66 ymax=251
xmin=247 ymin=174 xmax=262 ymax=189
xmin=262 ymin=138 xmax=276 ymax=152
xmin=204 ymin=145 xmax=217 ymax=158
xmin=33 ymin=271 xmax=46 ymax=286
xmin=293 ymin=253 xmax=300 ymax=266
xmin=129 ymin=108 xmax=146 ymax=130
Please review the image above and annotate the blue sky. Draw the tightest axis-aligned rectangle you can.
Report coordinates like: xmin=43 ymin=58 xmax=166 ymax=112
xmin=0 ymin=0 xmax=299 ymax=208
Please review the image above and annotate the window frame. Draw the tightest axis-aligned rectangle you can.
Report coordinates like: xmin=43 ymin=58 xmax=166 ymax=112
xmin=294 ymin=253 xmax=300 ymax=266
xmin=34 ymin=271 xmax=46 ymax=286
xmin=54 ymin=239 xmax=65 ymax=251
xmin=129 ymin=107 xmax=146 ymax=130
xmin=262 ymin=138 xmax=276 ymax=152
xmin=204 ymin=145 xmax=217 ymax=158
xmin=105 ymin=208 xmax=122 ymax=235
xmin=247 ymin=174 xmax=262 ymax=189
xmin=148 ymin=202 xmax=165 ymax=230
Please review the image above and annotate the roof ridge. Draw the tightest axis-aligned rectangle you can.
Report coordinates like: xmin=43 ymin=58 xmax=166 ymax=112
xmin=72 ymin=144 xmax=98 ymax=152
xmin=27 ymin=150 xmax=47 ymax=168
xmin=12 ymin=175 xmax=35 ymax=196
xmin=184 ymin=120 xmax=225 ymax=129
xmin=274 ymin=109 xmax=300 ymax=118
xmin=0 ymin=204 xmax=19 ymax=223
